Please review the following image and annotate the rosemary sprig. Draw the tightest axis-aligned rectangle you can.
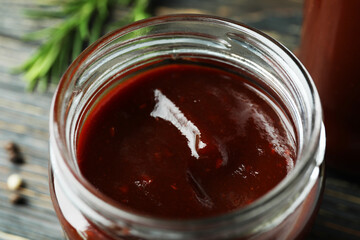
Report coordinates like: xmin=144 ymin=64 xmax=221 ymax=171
xmin=17 ymin=0 xmax=150 ymax=91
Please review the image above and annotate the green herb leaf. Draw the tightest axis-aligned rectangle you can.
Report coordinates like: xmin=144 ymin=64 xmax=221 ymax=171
xmin=16 ymin=0 xmax=150 ymax=92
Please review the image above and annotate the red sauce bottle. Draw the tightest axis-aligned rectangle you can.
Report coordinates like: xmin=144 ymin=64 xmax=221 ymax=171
xmin=49 ymin=15 xmax=325 ymax=239
xmin=299 ymin=0 xmax=360 ymax=175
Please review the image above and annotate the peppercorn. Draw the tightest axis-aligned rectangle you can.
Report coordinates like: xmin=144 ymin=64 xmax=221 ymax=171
xmin=4 ymin=141 xmax=24 ymax=164
xmin=9 ymin=193 xmax=26 ymax=205
xmin=7 ymin=173 xmax=23 ymax=191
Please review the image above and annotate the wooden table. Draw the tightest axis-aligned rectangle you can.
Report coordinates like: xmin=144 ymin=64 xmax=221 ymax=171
xmin=0 ymin=0 xmax=359 ymax=239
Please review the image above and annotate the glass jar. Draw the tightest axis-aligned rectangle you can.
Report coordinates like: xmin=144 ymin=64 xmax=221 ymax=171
xmin=299 ymin=0 xmax=360 ymax=175
xmin=49 ymin=15 xmax=325 ymax=240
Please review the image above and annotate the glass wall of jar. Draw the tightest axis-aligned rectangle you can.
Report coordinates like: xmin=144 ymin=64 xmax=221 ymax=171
xmin=299 ymin=0 xmax=360 ymax=175
xmin=49 ymin=15 xmax=325 ymax=240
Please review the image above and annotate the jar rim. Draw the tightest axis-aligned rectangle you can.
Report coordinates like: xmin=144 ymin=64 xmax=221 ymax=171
xmin=50 ymin=14 xmax=324 ymax=236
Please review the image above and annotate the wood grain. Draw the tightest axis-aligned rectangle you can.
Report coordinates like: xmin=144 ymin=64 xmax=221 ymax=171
xmin=0 ymin=0 xmax=359 ymax=240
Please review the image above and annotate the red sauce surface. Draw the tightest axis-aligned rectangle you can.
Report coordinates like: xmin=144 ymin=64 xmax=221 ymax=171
xmin=299 ymin=0 xmax=360 ymax=174
xmin=77 ymin=63 xmax=296 ymax=219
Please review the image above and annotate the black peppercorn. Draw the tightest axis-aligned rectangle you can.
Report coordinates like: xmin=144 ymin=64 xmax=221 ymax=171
xmin=4 ymin=141 xmax=24 ymax=164
xmin=9 ymin=193 xmax=27 ymax=205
